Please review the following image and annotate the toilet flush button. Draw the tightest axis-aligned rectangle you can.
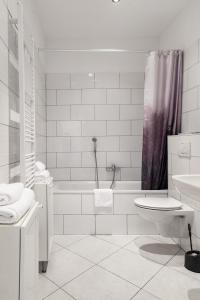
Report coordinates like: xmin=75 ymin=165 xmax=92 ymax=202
xmin=178 ymin=142 xmax=191 ymax=158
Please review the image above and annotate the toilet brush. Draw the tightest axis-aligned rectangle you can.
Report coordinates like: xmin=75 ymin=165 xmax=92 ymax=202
xmin=184 ymin=224 xmax=200 ymax=273
xmin=188 ymin=224 xmax=193 ymax=251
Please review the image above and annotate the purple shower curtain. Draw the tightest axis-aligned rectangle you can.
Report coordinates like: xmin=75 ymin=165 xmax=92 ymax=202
xmin=142 ymin=50 xmax=183 ymax=190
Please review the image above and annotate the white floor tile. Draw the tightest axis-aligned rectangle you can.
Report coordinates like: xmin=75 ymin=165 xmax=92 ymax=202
xmin=132 ymin=290 xmax=161 ymax=300
xmin=96 ymin=235 xmax=138 ymax=247
xmin=150 ymin=235 xmax=176 ymax=244
xmin=96 ymin=215 xmax=127 ymax=234
xmin=54 ymin=235 xmax=87 ymax=248
xmin=99 ymin=248 xmax=162 ymax=287
xmin=38 ymin=275 xmax=58 ymax=299
xmin=68 ymin=236 xmax=119 ymax=263
xmin=125 ymin=236 xmax=180 ymax=265
xmin=45 ymin=289 xmax=74 ymax=300
xmin=51 ymin=243 xmax=63 ymax=254
xmin=145 ymin=267 xmax=200 ymax=300
xmin=63 ymin=266 xmax=139 ymax=300
xmin=167 ymin=250 xmax=200 ymax=281
xmin=37 ymin=235 xmax=200 ymax=300
xmin=45 ymin=248 xmax=93 ymax=286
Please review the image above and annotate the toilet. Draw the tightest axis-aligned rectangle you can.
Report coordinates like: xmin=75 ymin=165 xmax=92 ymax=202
xmin=134 ymin=197 xmax=194 ymax=238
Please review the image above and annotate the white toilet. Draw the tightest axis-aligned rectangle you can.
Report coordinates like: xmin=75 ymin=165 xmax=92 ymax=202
xmin=134 ymin=197 xmax=194 ymax=238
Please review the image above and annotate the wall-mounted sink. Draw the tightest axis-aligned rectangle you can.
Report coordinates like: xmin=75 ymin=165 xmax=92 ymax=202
xmin=172 ymin=175 xmax=200 ymax=201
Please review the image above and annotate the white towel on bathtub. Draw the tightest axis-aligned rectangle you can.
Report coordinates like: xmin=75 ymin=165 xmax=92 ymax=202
xmin=94 ymin=189 xmax=113 ymax=208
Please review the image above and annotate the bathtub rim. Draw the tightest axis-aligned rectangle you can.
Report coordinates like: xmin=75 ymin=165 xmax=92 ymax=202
xmin=54 ymin=188 xmax=168 ymax=195
xmin=53 ymin=180 xmax=168 ymax=194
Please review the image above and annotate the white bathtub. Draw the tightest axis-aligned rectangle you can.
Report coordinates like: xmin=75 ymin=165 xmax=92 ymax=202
xmin=54 ymin=181 xmax=141 ymax=192
xmin=54 ymin=181 xmax=167 ymax=193
xmin=53 ymin=181 xmax=168 ymax=235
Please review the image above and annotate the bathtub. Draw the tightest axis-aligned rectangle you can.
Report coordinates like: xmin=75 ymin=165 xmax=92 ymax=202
xmin=53 ymin=181 xmax=168 ymax=235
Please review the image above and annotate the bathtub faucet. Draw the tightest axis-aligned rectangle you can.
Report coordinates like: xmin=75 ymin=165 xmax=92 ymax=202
xmin=106 ymin=164 xmax=120 ymax=189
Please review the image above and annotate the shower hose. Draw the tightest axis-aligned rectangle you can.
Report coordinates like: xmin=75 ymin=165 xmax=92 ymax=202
xmin=110 ymin=165 xmax=116 ymax=189
xmin=92 ymin=137 xmax=116 ymax=189
xmin=93 ymin=138 xmax=99 ymax=189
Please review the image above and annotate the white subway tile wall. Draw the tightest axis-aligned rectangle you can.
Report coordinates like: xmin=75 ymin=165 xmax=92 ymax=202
xmin=168 ymin=134 xmax=200 ymax=250
xmin=182 ymin=39 xmax=200 ymax=133
xmin=54 ymin=190 xmax=166 ymax=235
xmin=46 ymin=72 xmax=144 ymax=182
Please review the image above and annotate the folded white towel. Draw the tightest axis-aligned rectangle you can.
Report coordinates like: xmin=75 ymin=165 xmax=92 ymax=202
xmin=35 ymin=176 xmax=53 ymax=185
xmin=35 ymin=161 xmax=46 ymax=172
xmin=0 ymin=188 xmax=35 ymax=224
xmin=35 ymin=170 xmax=50 ymax=178
xmin=94 ymin=189 xmax=113 ymax=208
xmin=0 ymin=183 xmax=24 ymax=206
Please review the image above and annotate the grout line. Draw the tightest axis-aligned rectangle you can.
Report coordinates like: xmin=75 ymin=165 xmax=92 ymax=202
xmin=98 ymin=263 xmax=141 ymax=289
xmin=81 ymin=193 xmax=83 ymax=215
xmin=81 ymin=89 xmax=83 ymax=104
xmin=94 ymin=73 xmax=96 ymax=89
xmin=60 ymin=289 xmax=78 ymax=300
xmin=58 ymin=236 xmax=139 ymax=288
xmin=94 ymin=215 xmax=96 ymax=235
xmin=95 ymin=234 xmax=138 ymax=248
xmin=44 ymin=234 xmax=184 ymax=300
xmin=96 ymin=235 xmax=181 ymax=288
xmin=60 ymin=263 xmax=97 ymax=288
xmin=130 ymin=289 xmax=161 ymax=300
xmin=126 ymin=215 xmax=128 ymax=234
xmin=54 ymin=234 xmax=89 ymax=248
xmin=43 ymin=287 xmax=60 ymax=299
xmin=135 ymin=247 xmax=181 ymax=292
xmin=69 ymin=73 xmax=72 ymax=89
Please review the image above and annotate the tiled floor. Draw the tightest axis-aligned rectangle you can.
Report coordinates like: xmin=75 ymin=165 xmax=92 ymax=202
xmin=39 ymin=235 xmax=200 ymax=300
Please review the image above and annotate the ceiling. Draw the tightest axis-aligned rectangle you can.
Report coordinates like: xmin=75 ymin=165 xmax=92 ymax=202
xmin=34 ymin=0 xmax=189 ymax=41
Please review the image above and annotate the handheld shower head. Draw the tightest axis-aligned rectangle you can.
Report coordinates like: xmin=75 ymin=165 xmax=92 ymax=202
xmin=92 ymin=137 xmax=99 ymax=188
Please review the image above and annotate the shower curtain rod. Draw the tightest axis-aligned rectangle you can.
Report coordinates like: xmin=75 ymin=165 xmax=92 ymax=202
xmin=38 ymin=48 xmax=150 ymax=54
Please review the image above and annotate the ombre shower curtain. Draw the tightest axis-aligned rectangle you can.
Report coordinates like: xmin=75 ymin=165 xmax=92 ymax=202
xmin=142 ymin=50 xmax=183 ymax=190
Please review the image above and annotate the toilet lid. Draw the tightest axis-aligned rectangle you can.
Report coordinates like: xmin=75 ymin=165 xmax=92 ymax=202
xmin=134 ymin=197 xmax=182 ymax=211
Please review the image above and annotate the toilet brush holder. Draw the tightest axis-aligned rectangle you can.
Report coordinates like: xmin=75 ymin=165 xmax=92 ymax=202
xmin=184 ymin=224 xmax=200 ymax=273
xmin=185 ymin=250 xmax=200 ymax=273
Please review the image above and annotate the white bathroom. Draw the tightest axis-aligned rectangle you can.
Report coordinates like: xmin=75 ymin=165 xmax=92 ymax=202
xmin=0 ymin=0 xmax=200 ymax=299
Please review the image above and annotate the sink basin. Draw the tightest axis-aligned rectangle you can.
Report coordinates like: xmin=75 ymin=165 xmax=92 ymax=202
xmin=172 ymin=175 xmax=200 ymax=201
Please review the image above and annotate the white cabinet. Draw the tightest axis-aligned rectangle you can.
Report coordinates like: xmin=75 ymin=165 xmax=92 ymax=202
xmin=34 ymin=180 xmax=54 ymax=272
xmin=0 ymin=203 xmax=39 ymax=300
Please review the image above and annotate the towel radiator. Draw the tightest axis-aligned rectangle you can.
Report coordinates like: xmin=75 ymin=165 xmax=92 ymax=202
xmin=18 ymin=1 xmax=36 ymax=188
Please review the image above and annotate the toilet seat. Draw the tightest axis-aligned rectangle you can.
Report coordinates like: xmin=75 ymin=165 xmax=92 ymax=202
xmin=134 ymin=197 xmax=182 ymax=211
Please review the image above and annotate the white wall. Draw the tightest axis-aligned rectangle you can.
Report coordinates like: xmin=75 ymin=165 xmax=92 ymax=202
xmin=46 ymin=72 xmax=144 ymax=182
xmin=168 ymin=134 xmax=200 ymax=250
xmin=159 ymin=0 xmax=200 ymax=49
xmin=22 ymin=0 xmax=45 ymax=49
xmin=160 ymin=2 xmax=200 ymax=248
xmin=54 ymin=190 xmax=167 ymax=235
xmin=45 ymin=38 xmax=158 ymax=73
xmin=45 ymin=38 xmax=158 ymax=182
xmin=159 ymin=0 xmax=200 ymax=134
xmin=0 ymin=0 xmax=21 ymax=183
